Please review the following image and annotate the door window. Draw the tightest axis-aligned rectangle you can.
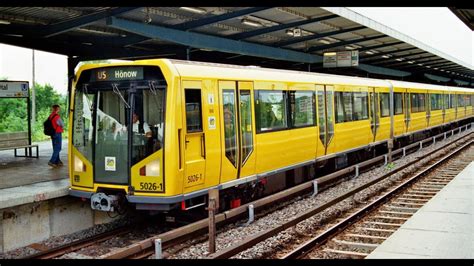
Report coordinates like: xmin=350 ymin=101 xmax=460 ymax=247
xmin=223 ymin=90 xmax=238 ymax=167
xmin=239 ymin=90 xmax=253 ymax=165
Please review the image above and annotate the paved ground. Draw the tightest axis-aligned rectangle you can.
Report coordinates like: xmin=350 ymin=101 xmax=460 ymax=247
xmin=0 ymin=138 xmax=68 ymax=189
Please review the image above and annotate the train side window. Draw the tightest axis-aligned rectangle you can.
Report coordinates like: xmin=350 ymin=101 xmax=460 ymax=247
xmin=289 ymin=91 xmax=316 ymax=128
xmin=335 ymin=92 xmax=345 ymax=123
xmin=411 ymin=93 xmax=425 ymax=113
xmin=430 ymin=94 xmax=442 ymax=110
xmin=449 ymin=94 xmax=455 ymax=109
xmin=380 ymin=93 xmax=390 ymax=117
xmin=458 ymin=94 xmax=465 ymax=107
xmin=185 ymin=89 xmax=203 ymax=132
xmin=394 ymin=93 xmax=403 ymax=115
xmin=353 ymin=92 xmax=368 ymax=121
xmin=255 ymin=90 xmax=288 ymax=132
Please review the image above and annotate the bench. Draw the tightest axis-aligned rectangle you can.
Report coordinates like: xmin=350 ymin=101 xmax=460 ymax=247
xmin=0 ymin=131 xmax=39 ymax=158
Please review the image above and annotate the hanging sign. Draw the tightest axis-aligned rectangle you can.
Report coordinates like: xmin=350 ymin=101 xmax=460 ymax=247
xmin=0 ymin=81 xmax=29 ymax=98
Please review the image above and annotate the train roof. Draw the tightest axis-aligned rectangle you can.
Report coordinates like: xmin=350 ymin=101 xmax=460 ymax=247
xmin=388 ymin=79 xmax=473 ymax=92
xmin=161 ymin=59 xmax=389 ymax=88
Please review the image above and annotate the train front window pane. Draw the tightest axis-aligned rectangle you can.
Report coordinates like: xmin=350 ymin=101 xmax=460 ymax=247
xmin=290 ymin=91 xmax=316 ymax=127
xmin=256 ymin=90 xmax=287 ymax=132
xmin=394 ymin=93 xmax=403 ymax=115
xmin=72 ymin=90 xmax=95 ymax=162
xmin=380 ymin=93 xmax=390 ymax=117
xmin=353 ymin=92 xmax=368 ymax=121
xmin=95 ymin=89 xmax=129 ymax=184
xmin=132 ymin=89 xmax=165 ymax=165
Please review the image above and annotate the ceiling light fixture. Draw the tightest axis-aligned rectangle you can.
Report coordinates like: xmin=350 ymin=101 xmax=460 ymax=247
xmin=179 ymin=7 xmax=207 ymax=14
xmin=381 ymin=55 xmax=390 ymax=59
xmin=395 ymin=58 xmax=403 ymax=61
xmin=318 ymin=39 xmax=331 ymax=44
xmin=345 ymin=46 xmax=355 ymax=50
xmin=408 ymin=61 xmax=415 ymax=64
xmin=286 ymin=29 xmax=294 ymax=36
xmin=0 ymin=19 xmax=11 ymax=25
xmin=241 ymin=18 xmax=263 ymax=27
xmin=365 ymin=51 xmax=374 ymax=55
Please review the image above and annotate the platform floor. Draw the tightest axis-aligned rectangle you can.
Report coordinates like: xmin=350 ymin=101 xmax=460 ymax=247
xmin=0 ymin=139 xmax=68 ymax=189
xmin=367 ymin=162 xmax=474 ymax=259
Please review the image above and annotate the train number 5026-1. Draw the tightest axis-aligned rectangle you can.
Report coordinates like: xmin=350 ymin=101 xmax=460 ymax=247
xmin=139 ymin=182 xmax=162 ymax=191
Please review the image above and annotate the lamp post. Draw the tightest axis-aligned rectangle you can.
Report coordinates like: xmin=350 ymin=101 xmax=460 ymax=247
xmin=31 ymin=49 xmax=36 ymax=125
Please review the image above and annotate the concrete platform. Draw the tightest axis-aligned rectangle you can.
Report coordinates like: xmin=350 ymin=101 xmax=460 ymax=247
xmin=0 ymin=139 xmax=68 ymax=190
xmin=367 ymin=162 xmax=474 ymax=259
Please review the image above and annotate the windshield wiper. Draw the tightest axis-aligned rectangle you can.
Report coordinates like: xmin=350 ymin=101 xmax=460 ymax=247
xmin=112 ymin=83 xmax=130 ymax=109
xmin=83 ymin=84 xmax=94 ymax=112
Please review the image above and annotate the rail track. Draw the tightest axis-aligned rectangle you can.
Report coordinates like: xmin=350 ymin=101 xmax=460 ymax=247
xmin=283 ymin=140 xmax=473 ymax=259
xmin=207 ymin=131 xmax=472 ymax=259
xmin=20 ymin=125 xmax=472 ymax=259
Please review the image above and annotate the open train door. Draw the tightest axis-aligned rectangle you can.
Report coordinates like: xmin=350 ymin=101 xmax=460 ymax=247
xmin=316 ymin=85 xmax=335 ymax=156
xmin=218 ymin=81 xmax=256 ymax=184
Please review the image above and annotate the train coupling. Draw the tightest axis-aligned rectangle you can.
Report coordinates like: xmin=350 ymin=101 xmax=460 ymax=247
xmin=91 ymin=192 xmax=120 ymax=212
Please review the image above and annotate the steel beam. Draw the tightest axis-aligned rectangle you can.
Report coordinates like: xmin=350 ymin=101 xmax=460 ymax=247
xmin=360 ymin=47 xmax=418 ymax=61
xmin=366 ymin=51 xmax=429 ymax=65
xmin=358 ymin=41 xmax=404 ymax=52
xmin=275 ymin=26 xmax=366 ymax=47
xmin=106 ymin=16 xmax=323 ymax=64
xmin=307 ymin=35 xmax=386 ymax=52
xmin=173 ymin=7 xmax=270 ymax=31
xmin=229 ymin=14 xmax=339 ymax=40
xmin=41 ymin=7 xmax=139 ymax=38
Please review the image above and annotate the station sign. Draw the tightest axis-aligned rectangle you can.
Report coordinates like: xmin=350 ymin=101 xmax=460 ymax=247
xmin=323 ymin=51 xmax=359 ymax=68
xmin=0 ymin=81 xmax=29 ymax=98
xmin=90 ymin=67 xmax=144 ymax=82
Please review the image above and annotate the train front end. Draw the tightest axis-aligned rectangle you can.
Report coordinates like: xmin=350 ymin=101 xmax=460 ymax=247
xmin=68 ymin=61 xmax=178 ymax=212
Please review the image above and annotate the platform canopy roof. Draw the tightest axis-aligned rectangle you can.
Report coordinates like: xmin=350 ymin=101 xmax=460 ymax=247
xmin=450 ymin=7 xmax=474 ymax=31
xmin=0 ymin=7 xmax=472 ymax=86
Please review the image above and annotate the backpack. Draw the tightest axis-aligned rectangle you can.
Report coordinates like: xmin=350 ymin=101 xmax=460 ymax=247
xmin=43 ymin=114 xmax=58 ymax=136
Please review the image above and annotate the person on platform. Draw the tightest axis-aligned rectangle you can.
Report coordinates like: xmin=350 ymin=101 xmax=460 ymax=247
xmin=48 ymin=104 xmax=64 ymax=167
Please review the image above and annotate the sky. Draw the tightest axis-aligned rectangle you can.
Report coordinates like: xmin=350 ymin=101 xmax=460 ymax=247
xmin=0 ymin=7 xmax=472 ymax=96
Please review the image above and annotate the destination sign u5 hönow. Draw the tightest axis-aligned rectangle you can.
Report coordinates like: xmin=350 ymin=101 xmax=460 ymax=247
xmin=0 ymin=81 xmax=29 ymax=98
xmin=90 ymin=67 xmax=144 ymax=82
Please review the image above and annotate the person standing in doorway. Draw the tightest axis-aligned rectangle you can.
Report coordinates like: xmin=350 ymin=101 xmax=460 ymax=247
xmin=48 ymin=104 xmax=64 ymax=167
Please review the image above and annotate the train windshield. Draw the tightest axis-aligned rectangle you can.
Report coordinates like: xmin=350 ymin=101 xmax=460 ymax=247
xmin=72 ymin=66 xmax=166 ymax=185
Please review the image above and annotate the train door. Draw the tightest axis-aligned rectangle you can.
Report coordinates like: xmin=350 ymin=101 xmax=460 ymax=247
xmin=369 ymin=88 xmax=379 ymax=142
xmin=219 ymin=81 xmax=256 ymax=184
xmin=183 ymin=81 xmax=206 ymax=188
xmin=316 ymin=85 xmax=335 ymax=156
xmin=426 ymin=91 xmax=431 ymax=127
xmin=404 ymin=91 xmax=410 ymax=133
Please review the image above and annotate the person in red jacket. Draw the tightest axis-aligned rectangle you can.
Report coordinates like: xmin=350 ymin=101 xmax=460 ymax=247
xmin=48 ymin=104 xmax=64 ymax=167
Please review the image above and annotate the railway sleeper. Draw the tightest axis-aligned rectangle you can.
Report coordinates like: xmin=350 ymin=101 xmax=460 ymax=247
xmin=332 ymin=239 xmax=379 ymax=252
xmin=378 ymin=210 xmax=414 ymax=216
xmin=391 ymin=201 xmax=426 ymax=207
xmin=384 ymin=205 xmax=418 ymax=212
xmin=323 ymin=248 xmax=369 ymax=258
xmin=372 ymin=215 xmax=409 ymax=221
xmin=396 ymin=197 xmax=429 ymax=202
xmin=358 ymin=227 xmax=397 ymax=234
xmin=363 ymin=221 xmax=404 ymax=227
xmin=344 ymin=234 xmax=388 ymax=241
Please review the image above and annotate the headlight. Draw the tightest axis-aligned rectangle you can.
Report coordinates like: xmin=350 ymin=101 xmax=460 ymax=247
xmin=140 ymin=159 xmax=160 ymax=176
xmin=74 ymin=155 xmax=86 ymax=172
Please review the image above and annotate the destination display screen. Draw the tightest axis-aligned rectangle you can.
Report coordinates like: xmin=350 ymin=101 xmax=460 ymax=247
xmin=90 ymin=67 xmax=144 ymax=82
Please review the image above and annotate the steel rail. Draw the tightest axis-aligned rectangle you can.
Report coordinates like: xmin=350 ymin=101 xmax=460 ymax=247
xmin=23 ymin=225 xmax=132 ymax=259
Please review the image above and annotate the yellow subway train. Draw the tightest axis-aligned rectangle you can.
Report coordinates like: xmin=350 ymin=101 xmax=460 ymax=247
xmin=68 ymin=59 xmax=474 ymax=212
